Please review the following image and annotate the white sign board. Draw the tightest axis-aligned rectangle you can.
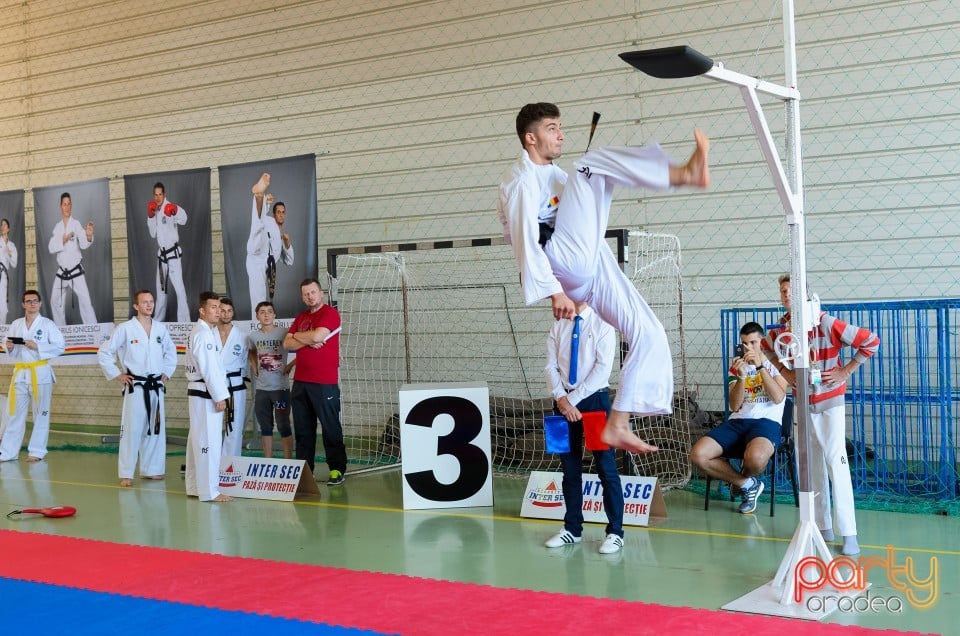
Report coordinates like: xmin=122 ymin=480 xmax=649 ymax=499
xmin=218 ymin=456 xmax=319 ymax=501
xmin=399 ymin=382 xmax=493 ymax=510
xmin=520 ymin=471 xmax=666 ymax=526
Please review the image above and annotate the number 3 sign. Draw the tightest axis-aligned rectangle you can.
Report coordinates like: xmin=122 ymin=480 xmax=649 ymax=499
xmin=399 ymin=382 xmax=493 ymax=510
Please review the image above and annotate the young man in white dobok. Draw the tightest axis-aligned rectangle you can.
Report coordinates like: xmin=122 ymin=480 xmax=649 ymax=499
xmin=184 ymin=291 xmax=232 ymax=502
xmin=1 ymin=290 xmax=65 ymax=462
xmin=98 ymin=289 xmax=178 ymax=487
xmin=217 ymin=297 xmax=249 ymax=459
xmin=498 ymin=102 xmax=709 ymax=454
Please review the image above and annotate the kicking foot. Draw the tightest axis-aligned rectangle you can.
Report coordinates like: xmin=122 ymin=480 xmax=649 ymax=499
xmin=600 ymin=427 xmax=658 ymax=454
xmin=251 ymin=173 xmax=271 ymax=195
xmin=670 ymin=129 xmax=710 ymax=188
xmin=119 ymin=478 xmax=133 ymax=487
xmin=25 ymin=456 xmax=42 ymax=463
xmin=211 ymin=494 xmax=233 ymax=502
xmin=142 ymin=475 xmax=165 ymax=481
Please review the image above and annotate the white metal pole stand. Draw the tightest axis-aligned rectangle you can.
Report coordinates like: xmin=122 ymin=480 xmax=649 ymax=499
xmin=620 ymin=0 xmax=841 ymax=611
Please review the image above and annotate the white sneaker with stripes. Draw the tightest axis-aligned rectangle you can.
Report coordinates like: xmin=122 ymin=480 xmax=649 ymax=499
xmin=544 ymin=529 xmax=581 ymax=548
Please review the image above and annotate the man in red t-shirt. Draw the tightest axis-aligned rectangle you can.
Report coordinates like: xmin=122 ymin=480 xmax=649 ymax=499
xmin=284 ymin=278 xmax=346 ymax=485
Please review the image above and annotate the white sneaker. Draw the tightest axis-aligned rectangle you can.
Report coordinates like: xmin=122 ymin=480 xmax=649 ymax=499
xmin=544 ymin=529 xmax=581 ymax=548
xmin=599 ymin=534 xmax=624 ymax=554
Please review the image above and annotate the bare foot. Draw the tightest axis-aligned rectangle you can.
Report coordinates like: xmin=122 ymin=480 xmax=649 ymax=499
xmin=25 ymin=455 xmax=42 ymax=463
xmin=120 ymin=478 xmax=133 ymax=487
xmin=600 ymin=427 xmax=659 ymax=454
xmin=251 ymin=173 xmax=271 ymax=195
xmin=670 ymin=129 xmax=710 ymax=188
xmin=211 ymin=494 xmax=233 ymax=502
xmin=142 ymin=475 xmax=165 ymax=481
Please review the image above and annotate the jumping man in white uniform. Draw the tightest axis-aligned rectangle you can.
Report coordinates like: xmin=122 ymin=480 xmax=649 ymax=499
xmin=498 ymin=103 xmax=709 ymax=454
xmin=98 ymin=289 xmax=177 ymax=487
xmin=148 ymin=182 xmax=190 ymax=323
xmin=1 ymin=290 xmax=65 ymax=462
xmin=47 ymin=192 xmax=97 ymax=325
xmin=184 ymin=291 xmax=232 ymax=502
xmin=0 ymin=218 xmax=19 ymax=324
xmin=217 ymin=297 xmax=249 ymax=458
xmin=246 ymin=173 xmax=294 ymax=317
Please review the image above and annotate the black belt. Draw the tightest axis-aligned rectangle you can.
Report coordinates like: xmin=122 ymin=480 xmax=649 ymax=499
xmin=187 ymin=388 xmax=212 ymax=399
xmin=224 ymin=370 xmax=248 ymax=433
xmin=125 ymin=372 xmax=165 ymax=435
xmin=158 ymin=243 xmax=182 ymax=263
xmin=538 ymin=222 xmax=554 ymax=248
xmin=0 ymin=262 xmax=6 ymax=301
xmin=56 ymin=263 xmax=84 ymax=281
xmin=266 ymin=253 xmax=277 ymax=300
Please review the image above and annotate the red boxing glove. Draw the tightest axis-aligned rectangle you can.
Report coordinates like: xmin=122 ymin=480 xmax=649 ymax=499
xmin=147 ymin=201 xmax=158 ymax=218
xmin=164 ymin=203 xmax=177 ymax=217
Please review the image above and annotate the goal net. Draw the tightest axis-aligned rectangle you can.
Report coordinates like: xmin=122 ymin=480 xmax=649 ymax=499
xmin=330 ymin=231 xmax=692 ymax=489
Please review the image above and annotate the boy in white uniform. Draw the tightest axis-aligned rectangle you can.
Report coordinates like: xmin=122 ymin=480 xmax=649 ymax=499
xmin=47 ymin=192 xmax=97 ymax=325
xmin=498 ymin=102 xmax=709 ymax=453
xmin=184 ymin=291 xmax=231 ymax=502
xmin=217 ymin=297 xmax=249 ymax=458
xmin=98 ymin=289 xmax=178 ymax=486
xmin=1 ymin=290 xmax=65 ymax=461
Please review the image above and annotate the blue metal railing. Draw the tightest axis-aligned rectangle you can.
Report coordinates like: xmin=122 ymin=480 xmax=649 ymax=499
xmin=720 ymin=299 xmax=959 ymax=500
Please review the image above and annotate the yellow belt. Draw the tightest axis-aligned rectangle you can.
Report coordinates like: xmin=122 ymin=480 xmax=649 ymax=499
xmin=9 ymin=359 xmax=49 ymax=416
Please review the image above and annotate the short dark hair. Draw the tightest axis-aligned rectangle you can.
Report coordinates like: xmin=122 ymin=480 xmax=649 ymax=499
xmin=22 ymin=289 xmax=41 ymax=303
xmin=740 ymin=321 xmax=764 ymax=337
xmin=154 ymin=182 xmax=165 ymax=194
xmin=272 ymin=201 xmax=285 ymax=213
xmin=515 ymin=102 xmax=560 ymax=146
xmin=218 ymin=296 xmax=234 ymax=309
xmin=778 ymin=273 xmax=790 ymax=285
xmin=300 ymin=277 xmax=322 ymax=290
xmin=198 ymin=291 xmax=219 ymax=307
xmin=60 ymin=192 xmax=71 ymax=203
xmin=133 ymin=289 xmax=155 ymax=303
xmin=0 ymin=218 xmax=9 ymax=229
xmin=255 ymin=301 xmax=275 ymax=313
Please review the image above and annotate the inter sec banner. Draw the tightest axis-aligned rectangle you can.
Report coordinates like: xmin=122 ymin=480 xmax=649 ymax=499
xmin=124 ymin=168 xmax=212 ymax=349
xmin=0 ymin=189 xmax=26 ymax=325
xmin=32 ymin=179 xmax=114 ymax=364
xmin=217 ymin=154 xmax=318 ymax=321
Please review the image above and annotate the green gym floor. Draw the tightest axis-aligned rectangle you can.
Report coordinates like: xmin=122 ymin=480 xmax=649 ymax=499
xmin=0 ymin=436 xmax=955 ymax=634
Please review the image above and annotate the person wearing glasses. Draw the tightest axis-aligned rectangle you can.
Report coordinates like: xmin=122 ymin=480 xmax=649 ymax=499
xmin=1 ymin=290 xmax=65 ymax=462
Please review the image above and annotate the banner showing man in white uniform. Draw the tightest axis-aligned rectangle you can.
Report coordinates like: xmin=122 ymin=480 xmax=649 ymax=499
xmin=98 ymin=289 xmax=178 ymax=487
xmin=218 ymin=155 xmax=317 ymax=321
xmin=33 ymin=179 xmax=113 ymax=328
xmin=124 ymin=169 xmax=212 ymax=325
xmin=246 ymin=174 xmax=295 ymax=318
xmin=0 ymin=190 xmax=26 ymax=326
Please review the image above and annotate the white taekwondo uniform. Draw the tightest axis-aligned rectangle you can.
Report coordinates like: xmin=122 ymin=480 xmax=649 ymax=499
xmin=149 ymin=198 xmax=190 ymax=323
xmin=47 ymin=216 xmax=97 ymax=325
xmin=98 ymin=317 xmax=177 ymax=479
xmin=184 ymin=319 xmax=230 ymax=501
xmin=1 ymin=315 xmax=65 ymax=460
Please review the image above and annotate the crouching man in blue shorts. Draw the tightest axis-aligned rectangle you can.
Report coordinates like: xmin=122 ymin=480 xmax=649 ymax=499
xmin=690 ymin=322 xmax=789 ymax=513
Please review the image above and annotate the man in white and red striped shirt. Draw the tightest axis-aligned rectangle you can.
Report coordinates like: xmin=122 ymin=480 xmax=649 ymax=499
xmin=763 ymin=274 xmax=879 ymax=555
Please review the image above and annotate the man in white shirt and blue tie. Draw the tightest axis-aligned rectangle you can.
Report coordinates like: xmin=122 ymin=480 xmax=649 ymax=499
xmin=544 ymin=301 xmax=624 ymax=554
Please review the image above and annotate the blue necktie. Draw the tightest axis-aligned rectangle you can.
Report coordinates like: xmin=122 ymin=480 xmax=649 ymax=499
xmin=569 ymin=315 xmax=582 ymax=384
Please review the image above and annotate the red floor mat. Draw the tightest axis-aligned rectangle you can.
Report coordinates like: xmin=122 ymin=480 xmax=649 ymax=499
xmin=0 ymin=530 xmax=927 ymax=635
